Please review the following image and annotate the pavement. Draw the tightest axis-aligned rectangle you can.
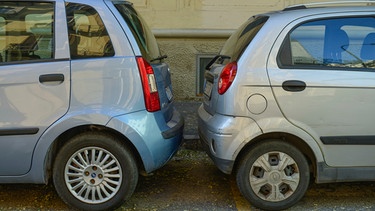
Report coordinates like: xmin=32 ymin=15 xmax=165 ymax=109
xmin=174 ymin=100 xmax=201 ymax=141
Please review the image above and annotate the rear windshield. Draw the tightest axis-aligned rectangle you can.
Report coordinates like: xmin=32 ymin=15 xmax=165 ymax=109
xmin=113 ymin=3 xmax=160 ymax=62
xmin=220 ymin=16 xmax=268 ymax=63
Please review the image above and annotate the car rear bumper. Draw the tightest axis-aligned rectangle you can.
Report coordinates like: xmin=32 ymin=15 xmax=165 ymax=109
xmin=107 ymin=107 xmax=184 ymax=173
xmin=162 ymin=108 xmax=184 ymax=139
xmin=197 ymin=104 xmax=262 ymax=174
xmin=199 ymin=128 xmax=234 ymax=174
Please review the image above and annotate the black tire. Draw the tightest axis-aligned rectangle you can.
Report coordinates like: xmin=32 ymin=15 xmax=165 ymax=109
xmin=53 ymin=132 xmax=138 ymax=211
xmin=236 ymin=140 xmax=310 ymax=211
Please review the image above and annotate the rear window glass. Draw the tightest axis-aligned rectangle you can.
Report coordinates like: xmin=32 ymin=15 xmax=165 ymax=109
xmin=220 ymin=16 xmax=268 ymax=63
xmin=114 ymin=3 xmax=160 ymax=62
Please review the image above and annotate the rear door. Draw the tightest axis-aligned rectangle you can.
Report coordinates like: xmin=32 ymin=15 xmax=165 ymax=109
xmin=0 ymin=1 xmax=70 ymax=176
xmin=268 ymin=15 xmax=375 ymax=167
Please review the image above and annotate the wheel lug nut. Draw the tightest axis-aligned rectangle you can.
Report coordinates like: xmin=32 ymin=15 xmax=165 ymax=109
xmin=90 ymin=179 xmax=95 ymax=184
xmin=85 ymin=171 xmax=89 ymax=176
xmin=92 ymin=166 xmax=97 ymax=171
xmin=98 ymin=174 xmax=103 ymax=179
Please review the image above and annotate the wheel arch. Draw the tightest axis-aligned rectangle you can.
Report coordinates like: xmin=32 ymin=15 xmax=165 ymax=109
xmin=45 ymin=125 xmax=145 ymax=182
xmin=233 ymin=132 xmax=317 ymax=178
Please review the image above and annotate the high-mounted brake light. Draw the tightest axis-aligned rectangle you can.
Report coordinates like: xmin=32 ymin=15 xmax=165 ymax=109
xmin=136 ymin=57 xmax=161 ymax=112
xmin=218 ymin=61 xmax=237 ymax=95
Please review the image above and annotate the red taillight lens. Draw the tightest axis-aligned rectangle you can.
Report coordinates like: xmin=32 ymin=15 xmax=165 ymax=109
xmin=136 ymin=57 xmax=161 ymax=112
xmin=218 ymin=61 xmax=237 ymax=95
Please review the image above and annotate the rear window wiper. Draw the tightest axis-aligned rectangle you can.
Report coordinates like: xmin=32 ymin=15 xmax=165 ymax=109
xmin=150 ymin=55 xmax=168 ymax=62
xmin=205 ymin=55 xmax=231 ymax=70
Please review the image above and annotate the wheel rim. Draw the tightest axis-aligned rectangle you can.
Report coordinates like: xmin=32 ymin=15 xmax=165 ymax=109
xmin=249 ymin=151 xmax=300 ymax=202
xmin=64 ymin=147 xmax=122 ymax=204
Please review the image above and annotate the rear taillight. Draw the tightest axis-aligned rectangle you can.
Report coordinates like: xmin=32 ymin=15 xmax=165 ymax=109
xmin=218 ymin=61 xmax=237 ymax=95
xmin=136 ymin=57 xmax=161 ymax=112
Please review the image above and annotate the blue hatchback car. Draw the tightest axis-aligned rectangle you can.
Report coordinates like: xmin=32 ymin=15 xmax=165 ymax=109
xmin=0 ymin=0 xmax=183 ymax=210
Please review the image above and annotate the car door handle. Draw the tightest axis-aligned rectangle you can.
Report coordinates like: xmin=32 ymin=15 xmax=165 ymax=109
xmin=39 ymin=74 xmax=65 ymax=84
xmin=282 ymin=80 xmax=306 ymax=92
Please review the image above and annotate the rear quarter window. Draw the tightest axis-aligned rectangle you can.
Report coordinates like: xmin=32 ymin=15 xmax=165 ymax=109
xmin=66 ymin=3 xmax=115 ymax=59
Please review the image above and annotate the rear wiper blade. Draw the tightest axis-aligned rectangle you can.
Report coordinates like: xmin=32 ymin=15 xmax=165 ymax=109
xmin=150 ymin=55 xmax=168 ymax=62
xmin=205 ymin=55 xmax=231 ymax=70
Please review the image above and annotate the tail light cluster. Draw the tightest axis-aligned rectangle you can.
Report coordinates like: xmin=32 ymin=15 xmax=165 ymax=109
xmin=218 ymin=61 xmax=237 ymax=95
xmin=136 ymin=57 xmax=161 ymax=112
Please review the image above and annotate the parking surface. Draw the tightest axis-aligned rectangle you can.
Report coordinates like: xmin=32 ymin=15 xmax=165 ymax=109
xmin=1 ymin=103 xmax=375 ymax=210
xmin=1 ymin=147 xmax=375 ymax=210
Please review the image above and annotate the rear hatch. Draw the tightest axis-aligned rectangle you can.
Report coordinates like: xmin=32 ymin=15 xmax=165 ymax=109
xmin=112 ymin=2 xmax=174 ymax=120
xmin=203 ymin=16 xmax=269 ymax=115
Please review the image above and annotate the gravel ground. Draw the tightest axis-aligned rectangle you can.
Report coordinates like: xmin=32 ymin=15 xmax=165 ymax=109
xmin=1 ymin=146 xmax=375 ymax=210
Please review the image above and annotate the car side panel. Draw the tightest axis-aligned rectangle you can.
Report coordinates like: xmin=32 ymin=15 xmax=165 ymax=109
xmin=267 ymin=12 xmax=375 ymax=167
xmin=69 ymin=57 xmax=145 ymax=114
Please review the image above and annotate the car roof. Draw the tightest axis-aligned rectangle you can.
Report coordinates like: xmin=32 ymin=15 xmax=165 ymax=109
xmin=0 ymin=0 xmax=130 ymax=2
xmin=261 ymin=2 xmax=375 ymax=21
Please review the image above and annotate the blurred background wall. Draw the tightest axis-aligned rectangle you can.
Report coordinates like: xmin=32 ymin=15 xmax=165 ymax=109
xmin=133 ymin=0 xmax=334 ymax=101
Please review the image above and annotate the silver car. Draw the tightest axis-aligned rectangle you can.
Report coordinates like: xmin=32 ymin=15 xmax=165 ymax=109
xmin=198 ymin=2 xmax=375 ymax=210
xmin=0 ymin=0 xmax=183 ymax=210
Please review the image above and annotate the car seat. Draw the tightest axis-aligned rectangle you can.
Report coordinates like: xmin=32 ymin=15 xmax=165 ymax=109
xmin=360 ymin=33 xmax=375 ymax=61
xmin=323 ymin=29 xmax=349 ymax=64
